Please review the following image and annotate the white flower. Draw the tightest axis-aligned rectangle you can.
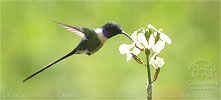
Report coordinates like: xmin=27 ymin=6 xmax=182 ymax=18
xmin=125 ymin=47 xmax=141 ymax=61
xmin=149 ymin=56 xmax=165 ymax=69
xmin=119 ymin=31 xmax=143 ymax=61
xmin=119 ymin=44 xmax=139 ymax=61
xmin=130 ymin=30 xmax=153 ymax=50
xmin=137 ymin=33 xmax=148 ymax=50
xmin=119 ymin=31 xmax=139 ymax=55
xmin=119 ymin=30 xmax=150 ymax=61
xmin=148 ymin=24 xmax=171 ymax=44
xmin=152 ymin=40 xmax=165 ymax=54
xmin=160 ymin=33 xmax=171 ymax=44
xmin=119 ymin=44 xmax=134 ymax=54
xmin=119 ymin=24 xmax=171 ymax=62
xmin=148 ymin=34 xmax=155 ymax=49
xmin=126 ymin=47 xmax=140 ymax=61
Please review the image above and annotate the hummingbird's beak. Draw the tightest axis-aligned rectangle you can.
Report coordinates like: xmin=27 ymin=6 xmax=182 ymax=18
xmin=122 ymin=31 xmax=134 ymax=42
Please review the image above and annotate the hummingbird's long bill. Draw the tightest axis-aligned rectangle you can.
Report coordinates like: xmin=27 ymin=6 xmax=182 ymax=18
xmin=122 ymin=31 xmax=133 ymax=42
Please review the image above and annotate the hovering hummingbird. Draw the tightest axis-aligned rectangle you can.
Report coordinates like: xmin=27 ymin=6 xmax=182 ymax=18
xmin=23 ymin=21 xmax=133 ymax=83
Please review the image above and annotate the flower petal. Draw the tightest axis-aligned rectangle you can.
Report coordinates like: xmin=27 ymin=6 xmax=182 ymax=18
xmin=156 ymin=57 xmax=165 ymax=68
xmin=148 ymin=34 xmax=155 ymax=50
xmin=131 ymin=47 xmax=141 ymax=55
xmin=149 ymin=56 xmax=165 ymax=69
xmin=119 ymin=44 xmax=134 ymax=54
xmin=154 ymin=32 xmax=157 ymax=37
xmin=131 ymin=31 xmax=138 ymax=42
xmin=148 ymin=24 xmax=161 ymax=33
xmin=136 ymin=44 xmax=145 ymax=50
xmin=126 ymin=53 xmax=133 ymax=61
xmin=160 ymin=33 xmax=171 ymax=44
xmin=152 ymin=40 xmax=165 ymax=54
xmin=149 ymin=56 xmax=157 ymax=68
xmin=138 ymin=33 xmax=148 ymax=49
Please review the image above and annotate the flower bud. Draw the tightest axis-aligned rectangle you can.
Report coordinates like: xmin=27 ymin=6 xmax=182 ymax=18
xmin=144 ymin=29 xmax=150 ymax=39
xmin=131 ymin=53 xmax=143 ymax=64
xmin=155 ymin=32 xmax=160 ymax=43
xmin=153 ymin=68 xmax=160 ymax=82
xmin=145 ymin=49 xmax=150 ymax=56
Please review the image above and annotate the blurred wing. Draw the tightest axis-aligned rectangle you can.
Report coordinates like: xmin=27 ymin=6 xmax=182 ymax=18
xmin=55 ymin=22 xmax=85 ymax=38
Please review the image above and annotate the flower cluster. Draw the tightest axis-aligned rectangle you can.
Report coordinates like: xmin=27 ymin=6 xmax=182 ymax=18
xmin=119 ymin=24 xmax=171 ymax=69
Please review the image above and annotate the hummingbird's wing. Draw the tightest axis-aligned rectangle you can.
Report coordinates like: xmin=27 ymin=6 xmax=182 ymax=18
xmin=55 ymin=22 xmax=86 ymax=38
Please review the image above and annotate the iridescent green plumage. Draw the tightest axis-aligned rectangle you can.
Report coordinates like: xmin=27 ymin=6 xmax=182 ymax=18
xmin=74 ymin=28 xmax=103 ymax=55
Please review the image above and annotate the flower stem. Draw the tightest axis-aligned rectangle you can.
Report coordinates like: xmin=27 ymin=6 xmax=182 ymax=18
xmin=145 ymin=50 xmax=152 ymax=100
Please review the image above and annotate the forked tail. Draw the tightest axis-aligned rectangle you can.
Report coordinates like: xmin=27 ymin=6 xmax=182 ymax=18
xmin=22 ymin=49 xmax=77 ymax=83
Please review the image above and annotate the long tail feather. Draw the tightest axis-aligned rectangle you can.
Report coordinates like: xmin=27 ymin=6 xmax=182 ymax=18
xmin=23 ymin=49 xmax=77 ymax=83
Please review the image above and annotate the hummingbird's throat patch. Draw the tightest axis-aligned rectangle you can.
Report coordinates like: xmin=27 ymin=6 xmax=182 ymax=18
xmin=95 ymin=28 xmax=107 ymax=43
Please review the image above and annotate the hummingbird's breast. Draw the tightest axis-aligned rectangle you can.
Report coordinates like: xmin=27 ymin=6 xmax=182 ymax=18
xmin=75 ymin=28 xmax=104 ymax=55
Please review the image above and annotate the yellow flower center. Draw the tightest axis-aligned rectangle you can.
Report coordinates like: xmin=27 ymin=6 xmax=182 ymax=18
xmin=159 ymin=28 xmax=163 ymax=32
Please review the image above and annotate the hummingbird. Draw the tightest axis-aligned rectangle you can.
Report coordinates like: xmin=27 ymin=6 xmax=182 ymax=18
xmin=23 ymin=21 xmax=133 ymax=83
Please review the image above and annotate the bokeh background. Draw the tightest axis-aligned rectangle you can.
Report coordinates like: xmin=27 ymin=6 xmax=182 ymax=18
xmin=1 ymin=0 xmax=220 ymax=99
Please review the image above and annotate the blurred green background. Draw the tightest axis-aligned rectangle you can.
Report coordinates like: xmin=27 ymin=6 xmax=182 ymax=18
xmin=1 ymin=0 xmax=220 ymax=99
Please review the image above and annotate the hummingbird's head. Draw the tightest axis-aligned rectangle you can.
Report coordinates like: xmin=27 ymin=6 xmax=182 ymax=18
xmin=102 ymin=22 xmax=133 ymax=41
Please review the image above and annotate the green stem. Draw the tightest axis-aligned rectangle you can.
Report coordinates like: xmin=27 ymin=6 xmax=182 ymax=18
xmin=145 ymin=50 xmax=152 ymax=100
